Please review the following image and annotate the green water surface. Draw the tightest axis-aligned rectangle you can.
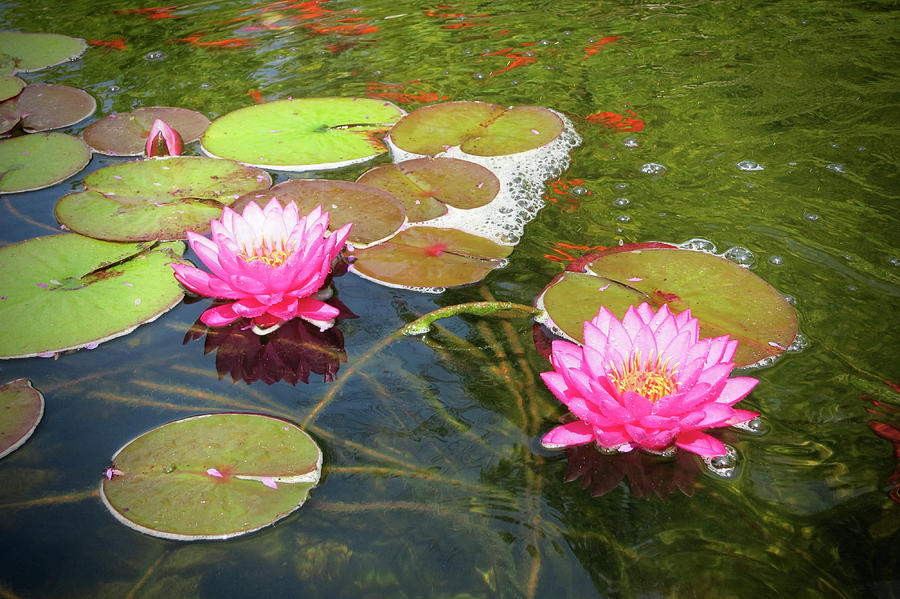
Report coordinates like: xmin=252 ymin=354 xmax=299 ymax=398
xmin=0 ymin=1 xmax=898 ymax=598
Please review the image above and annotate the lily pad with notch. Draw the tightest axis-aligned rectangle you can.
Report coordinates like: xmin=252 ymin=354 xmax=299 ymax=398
xmin=0 ymin=379 xmax=44 ymax=460
xmin=0 ymin=132 xmax=91 ymax=193
xmin=387 ymin=101 xmax=564 ymax=157
xmin=232 ymin=178 xmax=405 ymax=249
xmin=536 ymin=245 xmax=798 ymax=367
xmin=101 ymin=412 xmax=322 ymax=541
xmin=200 ymin=97 xmax=405 ymax=171
xmin=356 ymin=157 xmax=500 ymax=222
xmin=55 ymin=156 xmax=272 ymax=241
xmin=0 ymin=32 xmax=86 ymax=74
xmin=2 ymin=83 xmax=97 ymax=133
xmin=0 ymin=234 xmax=189 ymax=359
xmin=83 ymin=106 xmax=211 ymax=156
xmin=347 ymin=226 xmax=513 ymax=289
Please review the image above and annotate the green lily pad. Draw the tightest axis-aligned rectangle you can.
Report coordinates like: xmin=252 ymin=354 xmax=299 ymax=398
xmin=387 ymin=101 xmax=564 ymax=157
xmin=201 ymin=97 xmax=405 ymax=171
xmin=13 ymin=83 xmax=96 ymax=132
xmin=0 ymin=32 xmax=87 ymax=73
xmin=232 ymin=178 xmax=405 ymax=248
xmin=0 ymin=98 xmax=20 ymax=135
xmin=0 ymin=379 xmax=44 ymax=460
xmin=536 ymin=246 xmax=798 ymax=367
xmin=356 ymin=157 xmax=500 ymax=223
xmin=101 ymin=412 xmax=322 ymax=541
xmin=347 ymin=226 xmax=513 ymax=290
xmin=0 ymin=132 xmax=91 ymax=193
xmin=0 ymin=75 xmax=25 ymax=102
xmin=55 ymin=157 xmax=272 ymax=241
xmin=83 ymin=106 xmax=211 ymax=156
xmin=0 ymin=235 xmax=189 ymax=359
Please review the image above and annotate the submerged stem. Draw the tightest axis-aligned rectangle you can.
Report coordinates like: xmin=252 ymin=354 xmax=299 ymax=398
xmin=401 ymin=301 xmax=545 ymax=336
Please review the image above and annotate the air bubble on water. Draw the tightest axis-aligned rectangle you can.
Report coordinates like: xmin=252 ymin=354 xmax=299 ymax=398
xmin=623 ymin=137 xmax=640 ymax=148
xmin=783 ymin=294 xmax=798 ymax=305
xmin=570 ymin=186 xmax=588 ymax=195
xmin=640 ymin=163 xmax=667 ymax=175
xmin=803 ymin=213 xmax=819 ymax=221
xmin=734 ymin=416 xmax=767 ymax=435
xmin=472 ymin=72 xmax=485 ymax=79
xmin=735 ymin=160 xmax=764 ymax=171
xmin=615 ymin=182 xmax=628 ymax=189
xmin=108 ymin=85 xmax=120 ymax=93
xmin=787 ymin=333 xmax=809 ymax=353
xmin=889 ymin=257 xmax=900 ymax=267
xmin=199 ymin=83 xmax=212 ymax=89
xmin=842 ymin=254 xmax=853 ymax=261
xmin=680 ymin=238 xmax=717 ymax=253
xmin=613 ymin=197 xmax=629 ymax=207
xmin=703 ymin=445 xmax=737 ymax=479
xmin=830 ymin=142 xmax=840 ymax=148
xmin=616 ymin=215 xmax=631 ymax=223
xmin=144 ymin=50 xmax=166 ymax=60
xmin=847 ymin=285 xmax=857 ymax=292
xmin=857 ymin=145 xmax=866 ymax=151
xmin=768 ymin=255 xmax=783 ymax=265
xmin=826 ymin=163 xmax=845 ymax=173
xmin=510 ymin=80 xmax=519 ymax=85
xmin=722 ymin=246 xmax=755 ymax=267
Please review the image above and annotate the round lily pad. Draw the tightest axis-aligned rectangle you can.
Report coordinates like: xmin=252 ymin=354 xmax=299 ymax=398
xmin=0 ymin=379 xmax=44 ymax=460
xmin=232 ymin=178 xmax=405 ymax=248
xmin=0 ymin=98 xmax=20 ymax=135
xmin=14 ymin=83 xmax=96 ymax=132
xmin=55 ymin=156 xmax=272 ymax=241
xmin=356 ymin=157 xmax=500 ymax=223
xmin=387 ymin=101 xmax=564 ymax=157
xmin=0 ymin=32 xmax=86 ymax=73
xmin=100 ymin=412 xmax=322 ymax=541
xmin=347 ymin=226 xmax=513 ymax=290
xmin=0 ymin=235 xmax=189 ymax=359
xmin=0 ymin=132 xmax=91 ymax=193
xmin=83 ymin=106 xmax=211 ymax=156
xmin=536 ymin=246 xmax=798 ymax=367
xmin=0 ymin=75 xmax=25 ymax=102
xmin=201 ymin=97 xmax=405 ymax=171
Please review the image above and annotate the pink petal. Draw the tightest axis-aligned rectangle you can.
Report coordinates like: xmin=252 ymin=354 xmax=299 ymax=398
xmin=675 ymin=430 xmax=727 ymax=456
xmin=541 ymin=421 xmax=595 ymax=449
xmin=260 ymin=477 xmax=278 ymax=489
xmin=200 ymin=303 xmax=241 ymax=326
xmin=206 ymin=468 xmax=223 ymax=478
xmin=716 ymin=376 xmax=758 ymax=405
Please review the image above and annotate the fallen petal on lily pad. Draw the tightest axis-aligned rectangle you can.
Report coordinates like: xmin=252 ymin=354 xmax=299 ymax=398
xmin=100 ymin=412 xmax=322 ymax=541
xmin=83 ymin=106 xmax=211 ymax=156
xmin=348 ymin=226 xmax=513 ymax=290
xmin=535 ymin=245 xmax=798 ymax=367
xmin=356 ymin=157 xmax=499 ymax=223
xmin=232 ymin=178 xmax=405 ymax=249
xmin=15 ymin=83 xmax=96 ymax=132
xmin=0 ymin=32 xmax=86 ymax=73
xmin=0 ymin=379 xmax=44 ymax=460
xmin=0 ymin=132 xmax=91 ymax=193
xmin=201 ymin=97 xmax=405 ymax=171
xmin=0 ymin=235 xmax=189 ymax=359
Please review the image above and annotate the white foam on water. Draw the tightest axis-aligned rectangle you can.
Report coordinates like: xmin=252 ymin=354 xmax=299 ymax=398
xmin=385 ymin=109 xmax=582 ymax=245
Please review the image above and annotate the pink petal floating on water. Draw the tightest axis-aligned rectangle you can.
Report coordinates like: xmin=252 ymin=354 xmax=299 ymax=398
xmin=206 ymin=468 xmax=223 ymax=478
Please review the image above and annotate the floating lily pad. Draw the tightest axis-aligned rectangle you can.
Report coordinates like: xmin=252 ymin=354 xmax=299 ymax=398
xmin=0 ymin=99 xmax=20 ymax=135
xmin=201 ymin=97 xmax=405 ymax=171
xmin=11 ymin=83 xmax=96 ymax=132
xmin=55 ymin=156 xmax=272 ymax=241
xmin=232 ymin=178 xmax=405 ymax=248
xmin=388 ymin=101 xmax=564 ymax=157
xmin=0 ymin=132 xmax=91 ymax=193
xmin=0 ymin=235 xmax=189 ymax=359
xmin=101 ymin=412 xmax=322 ymax=541
xmin=83 ymin=106 xmax=211 ymax=156
xmin=0 ymin=379 xmax=44 ymax=460
xmin=0 ymin=75 xmax=25 ymax=102
xmin=348 ymin=226 xmax=512 ymax=289
xmin=536 ymin=246 xmax=798 ymax=367
xmin=0 ymin=32 xmax=87 ymax=73
xmin=356 ymin=157 xmax=500 ymax=222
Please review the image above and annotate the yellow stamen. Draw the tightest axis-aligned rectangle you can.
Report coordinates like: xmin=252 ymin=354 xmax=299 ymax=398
xmin=608 ymin=352 xmax=678 ymax=401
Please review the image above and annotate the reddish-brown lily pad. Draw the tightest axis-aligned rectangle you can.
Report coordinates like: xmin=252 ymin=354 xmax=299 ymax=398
xmin=83 ymin=106 xmax=211 ymax=156
xmin=232 ymin=179 xmax=405 ymax=248
xmin=388 ymin=101 xmax=564 ymax=157
xmin=536 ymin=245 xmax=798 ymax=367
xmin=0 ymin=379 xmax=44 ymax=460
xmin=9 ymin=83 xmax=97 ymax=132
xmin=356 ymin=157 xmax=500 ymax=222
xmin=348 ymin=226 xmax=512 ymax=290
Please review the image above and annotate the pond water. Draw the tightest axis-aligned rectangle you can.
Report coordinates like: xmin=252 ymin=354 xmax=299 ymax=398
xmin=1 ymin=0 xmax=898 ymax=597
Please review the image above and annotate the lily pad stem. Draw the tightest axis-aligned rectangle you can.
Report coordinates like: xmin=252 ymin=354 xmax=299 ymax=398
xmin=401 ymin=301 xmax=545 ymax=336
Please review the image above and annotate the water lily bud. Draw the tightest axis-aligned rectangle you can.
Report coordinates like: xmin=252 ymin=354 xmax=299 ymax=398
xmin=145 ymin=118 xmax=183 ymax=157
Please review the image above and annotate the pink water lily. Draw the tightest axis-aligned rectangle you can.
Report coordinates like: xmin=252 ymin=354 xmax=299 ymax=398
xmin=541 ymin=303 xmax=759 ymax=457
xmin=171 ymin=198 xmax=352 ymax=333
xmin=145 ymin=118 xmax=183 ymax=157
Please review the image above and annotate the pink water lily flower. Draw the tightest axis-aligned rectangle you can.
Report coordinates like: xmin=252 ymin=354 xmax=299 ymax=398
xmin=541 ymin=303 xmax=759 ymax=457
xmin=145 ymin=118 xmax=183 ymax=157
xmin=171 ymin=198 xmax=352 ymax=333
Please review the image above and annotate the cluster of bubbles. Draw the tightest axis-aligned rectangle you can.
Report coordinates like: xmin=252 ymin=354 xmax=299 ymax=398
xmin=735 ymin=160 xmax=765 ymax=171
xmin=702 ymin=445 xmax=738 ymax=478
xmin=677 ymin=238 xmax=757 ymax=268
xmin=386 ymin=110 xmax=582 ymax=245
